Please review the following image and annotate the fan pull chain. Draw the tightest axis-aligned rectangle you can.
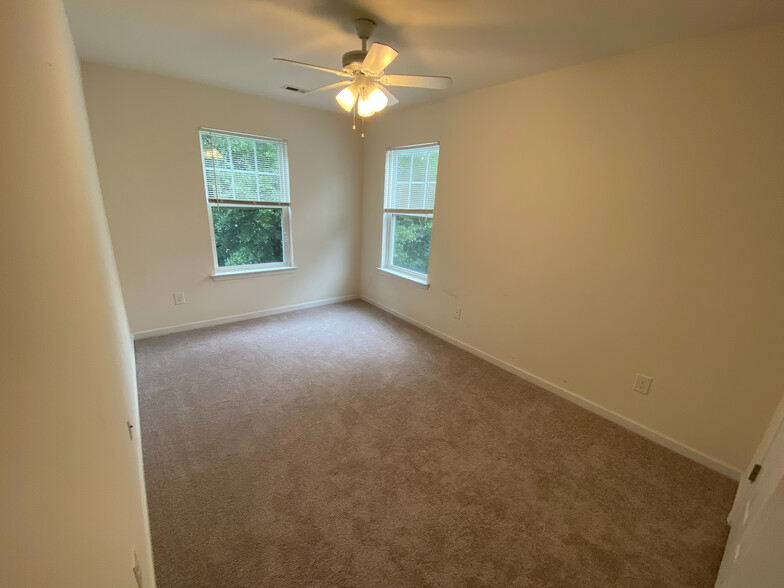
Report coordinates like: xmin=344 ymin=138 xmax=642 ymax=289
xmin=352 ymin=102 xmax=356 ymax=130
xmin=361 ymin=116 xmax=365 ymax=138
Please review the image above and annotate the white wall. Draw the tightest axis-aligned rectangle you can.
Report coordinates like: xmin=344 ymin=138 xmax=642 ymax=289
xmin=81 ymin=63 xmax=362 ymax=335
xmin=359 ymin=22 xmax=784 ymax=474
xmin=0 ymin=1 xmax=154 ymax=586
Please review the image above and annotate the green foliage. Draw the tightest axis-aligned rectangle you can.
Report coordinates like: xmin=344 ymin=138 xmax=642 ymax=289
xmin=212 ymin=207 xmax=283 ymax=267
xmin=391 ymin=215 xmax=432 ymax=274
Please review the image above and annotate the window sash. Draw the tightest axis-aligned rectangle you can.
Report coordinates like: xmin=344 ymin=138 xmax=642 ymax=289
xmin=207 ymin=202 xmax=292 ymax=272
xmin=384 ymin=142 xmax=439 ymax=211
xmin=382 ymin=212 xmax=433 ymax=279
xmin=200 ymin=127 xmax=290 ymax=205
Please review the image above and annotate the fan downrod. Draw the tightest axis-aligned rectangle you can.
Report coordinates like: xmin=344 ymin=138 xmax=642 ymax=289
xmin=342 ymin=18 xmax=375 ymax=71
xmin=354 ymin=18 xmax=376 ymax=47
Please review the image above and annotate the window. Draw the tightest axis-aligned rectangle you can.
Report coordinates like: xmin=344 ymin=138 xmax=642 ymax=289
xmin=380 ymin=143 xmax=439 ymax=286
xmin=199 ymin=128 xmax=294 ymax=278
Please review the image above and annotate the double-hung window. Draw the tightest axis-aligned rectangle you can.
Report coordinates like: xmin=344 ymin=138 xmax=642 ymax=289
xmin=380 ymin=143 xmax=440 ymax=286
xmin=199 ymin=128 xmax=294 ymax=277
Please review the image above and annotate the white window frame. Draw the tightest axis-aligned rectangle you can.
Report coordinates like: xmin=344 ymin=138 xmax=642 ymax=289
xmin=199 ymin=128 xmax=296 ymax=280
xmin=379 ymin=142 xmax=439 ymax=288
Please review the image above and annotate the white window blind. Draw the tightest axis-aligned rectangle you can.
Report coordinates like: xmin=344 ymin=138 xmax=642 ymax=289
xmin=384 ymin=143 xmax=439 ymax=212
xmin=199 ymin=129 xmax=290 ymax=205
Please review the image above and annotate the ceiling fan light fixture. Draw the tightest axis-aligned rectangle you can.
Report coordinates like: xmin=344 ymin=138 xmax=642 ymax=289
xmin=276 ymin=16 xmax=452 ymax=131
xmin=336 ymin=84 xmax=358 ymax=112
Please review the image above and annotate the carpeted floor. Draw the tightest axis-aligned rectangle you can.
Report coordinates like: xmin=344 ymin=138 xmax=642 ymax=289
xmin=136 ymin=300 xmax=736 ymax=587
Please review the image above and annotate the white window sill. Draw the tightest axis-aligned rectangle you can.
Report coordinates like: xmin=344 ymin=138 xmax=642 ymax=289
xmin=211 ymin=266 xmax=298 ymax=281
xmin=377 ymin=267 xmax=429 ymax=289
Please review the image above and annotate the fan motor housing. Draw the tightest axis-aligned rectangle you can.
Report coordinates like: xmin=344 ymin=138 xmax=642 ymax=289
xmin=342 ymin=50 xmax=367 ymax=72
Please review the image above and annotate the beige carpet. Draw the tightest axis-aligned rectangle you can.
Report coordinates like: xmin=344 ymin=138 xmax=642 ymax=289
xmin=136 ymin=300 xmax=735 ymax=587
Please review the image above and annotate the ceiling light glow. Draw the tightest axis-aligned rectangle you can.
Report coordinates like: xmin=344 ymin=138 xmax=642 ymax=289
xmin=367 ymin=86 xmax=388 ymax=112
xmin=336 ymin=84 xmax=358 ymax=111
xmin=357 ymin=93 xmax=375 ymax=117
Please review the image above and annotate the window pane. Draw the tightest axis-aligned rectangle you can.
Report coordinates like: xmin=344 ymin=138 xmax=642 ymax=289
xmin=256 ymin=142 xmax=280 ymax=174
xmin=233 ymin=172 xmax=257 ymax=200
xmin=204 ymin=169 xmax=233 ymax=199
xmin=211 ymin=207 xmax=283 ymax=267
xmin=409 ymin=183 xmax=426 ymax=208
xmin=259 ymin=174 xmax=282 ymax=201
xmin=229 ymin=137 xmax=255 ymax=171
xmin=395 ymin=184 xmax=410 ymax=206
xmin=396 ymin=153 xmax=412 ymax=182
xmin=427 ymin=151 xmax=439 ymax=181
xmin=391 ymin=214 xmax=432 ymax=275
xmin=204 ymin=169 xmax=216 ymax=198
xmin=411 ymin=152 xmax=428 ymax=181
xmin=202 ymin=134 xmax=230 ymax=170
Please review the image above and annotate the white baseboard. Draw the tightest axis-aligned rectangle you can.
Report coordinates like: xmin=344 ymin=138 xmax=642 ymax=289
xmin=133 ymin=294 xmax=358 ymax=340
xmin=361 ymin=295 xmax=741 ymax=480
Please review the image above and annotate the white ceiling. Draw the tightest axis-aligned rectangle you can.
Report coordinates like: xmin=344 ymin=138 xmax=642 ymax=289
xmin=64 ymin=0 xmax=784 ymax=113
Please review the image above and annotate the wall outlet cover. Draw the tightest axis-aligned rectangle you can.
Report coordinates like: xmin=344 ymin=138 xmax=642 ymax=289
xmin=633 ymin=373 xmax=653 ymax=395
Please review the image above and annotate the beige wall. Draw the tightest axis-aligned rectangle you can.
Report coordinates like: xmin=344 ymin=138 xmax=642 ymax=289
xmin=0 ymin=1 xmax=154 ymax=586
xmin=81 ymin=63 xmax=362 ymax=335
xmin=360 ymin=22 xmax=784 ymax=473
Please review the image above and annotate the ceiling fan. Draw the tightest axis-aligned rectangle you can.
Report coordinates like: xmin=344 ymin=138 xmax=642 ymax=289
xmin=274 ymin=18 xmax=452 ymax=120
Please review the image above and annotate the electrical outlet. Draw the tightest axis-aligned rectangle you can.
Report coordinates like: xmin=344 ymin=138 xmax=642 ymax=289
xmin=173 ymin=291 xmax=186 ymax=305
xmin=454 ymin=308 xmax=461 ymax=320
xmin=132 ymin=550 xmax=143 ymax=588
xmin=633 ymin=374 xmax=653 ymax=395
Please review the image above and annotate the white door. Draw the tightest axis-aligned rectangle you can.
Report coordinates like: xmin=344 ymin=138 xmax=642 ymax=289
xmin=715 ymin=392 xmax=784 ymax=587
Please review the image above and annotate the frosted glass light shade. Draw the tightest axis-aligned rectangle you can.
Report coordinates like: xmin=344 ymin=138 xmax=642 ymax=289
xmin=357 ymin=86 xmax=375 ymax=117
xmin=336 ymin=84 xmax=358 ymax=112
xmin=357 ymin=97 xmax=374 ymax=117
xmin=367 ymin=86 xmax=388 ymax=112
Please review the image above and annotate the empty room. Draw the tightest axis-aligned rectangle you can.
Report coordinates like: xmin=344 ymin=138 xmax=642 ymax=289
xmin=4 ymin=1 xmax=784 ymax=586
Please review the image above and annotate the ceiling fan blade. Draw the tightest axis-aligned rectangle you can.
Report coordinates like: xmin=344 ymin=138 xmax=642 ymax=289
xmin=273 ymin=58 xmax=351 ymax=77
xmin=302 ymin=81 xmax=352 ymax=95
xmin=376 ymin=84 xmax=399 ymax=106
xmin=362 ymin=43 xmax=398 ymax=75
xmin=379 ymin=74 xmax=453 ymax=90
